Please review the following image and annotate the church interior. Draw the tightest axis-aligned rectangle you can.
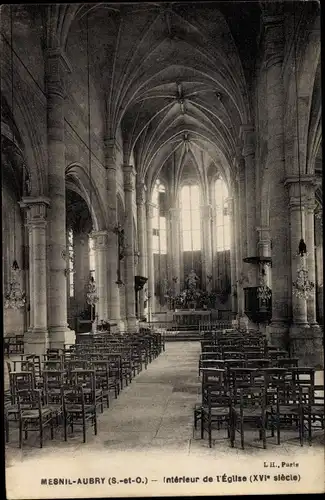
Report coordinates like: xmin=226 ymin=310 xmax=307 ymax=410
xmin=2 ymin=0 xmax=324 ymax=481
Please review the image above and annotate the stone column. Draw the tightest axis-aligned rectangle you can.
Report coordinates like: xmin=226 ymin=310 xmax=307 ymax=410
xmin=227 ymin=196 xmax=237 ymax=315
xmin=304 ymin=182 xmax=319 ymax=328
xmin=46 ymin=49 xmax=74 ymax=348
xmin=285 ymin=179 xmax=309 ymax=328
xmin=200 ymin=205 xmax=213 ymax=292
xmin=91 ymin=230 xmax=109 ymax=321
xmin=123 ymin=165 xmax=137 ymax=331
xmin=105 ymin=139 xmax=121 ymax=328
xmin=237 ymin=156 xmax=248 ymax=328
xmin=241 ymin=125 xmax=257 ymax=286
xmin=20 ymin=197 xmax=50 ymax=354
xmin=263 ymin=8 xmax=290 ymax=348
xmin=146 ymin=201 xmax=155 ymax=321
xmin=257 ymin=227 xmax=271 ymax=288
xmin=136 ymin=181 xmax=147 ymax=319
xmin=285 ymin=177 xmax=323 ymax=367
xmin=73 ymin=231 xmax=90 ymax=315
xmin=234 ymin=182 xmax=244 ymax=317
xmin=169 ymin=207 xmax=181 ymax=295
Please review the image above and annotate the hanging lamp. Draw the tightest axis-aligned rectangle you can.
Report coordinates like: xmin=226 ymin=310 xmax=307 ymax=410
xmin=291 ymin=5 xmax=314 ymax=300
xmin=5 ymin=6 xmax=26 ymax=310
xmin=84 ymin=13 xmax=98 ymax=323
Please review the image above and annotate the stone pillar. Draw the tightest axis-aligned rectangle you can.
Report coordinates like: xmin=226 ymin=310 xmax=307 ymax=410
xmin=227 ymin=196 xmax=237 ymax=315
xmin=263 ymin=9 xmax=290 ymax=348
xmin=234 ymin=182 xmax=244 ymax=317
xmin=20 ymin=197 xmax=50 ymax=354
xmin=285 ymin=179 xmax=309 ymax=328
xmin=73 ymin=231 xmax=90 ymax=315
xmin=257 ymin=227 xmax=271 ymax=288
xmin=91 ymin=230 xmax=109 ymax=321
xmin=136 ymin=181 xmax=147 ymax=319
xmin=146 ymin=201 xmax=155 ymax=321
xmin=123 ymin=165 xmax=137 ymax=331
xmin=105 ymin=139 xmax=121 ymax=328
xmin=304 ymin=184 xmax=319 ymax=328
xmin=46 ymin=49 xmax=74 ymax=348
xmin=200 ymin=205 xmax=213 ymax=292
xmin=241 ymin=125 xmax=257 ymax=286
xmin=237 ymin=157 xmax=248 ymax=327
xmin=169 ymin=207 xmax=181 ymax=295
xmin=285 ymin=177 xmax=323 ymax=367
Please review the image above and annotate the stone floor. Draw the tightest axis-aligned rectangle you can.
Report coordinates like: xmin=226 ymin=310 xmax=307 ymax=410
xmin=5 ymin=342 xmax=325 ymax=498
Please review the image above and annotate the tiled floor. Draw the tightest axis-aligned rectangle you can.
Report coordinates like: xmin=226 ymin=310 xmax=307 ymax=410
xmin=5 ymin=342 xmax=325 ymax=498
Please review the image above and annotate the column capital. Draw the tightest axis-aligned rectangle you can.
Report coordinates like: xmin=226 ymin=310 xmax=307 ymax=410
xmin=123 ymin=165 xmax=136 ymax=191
xmin=239 ymin=124 xmax=255 ymax=149
xmin=136 ymin=182 xmax=147 ymax=205
xmin=45 ymin=48 xmax=72 ymax=97
xmin=91 ymin=230 xmax=109 ymax=249
xmin=20 ymin=197 xmax=51 ymax=227
xmin=284 ymin=175 xmax=318 ymax=200
xmin=105 ymin=138 xmax=122 ymax=167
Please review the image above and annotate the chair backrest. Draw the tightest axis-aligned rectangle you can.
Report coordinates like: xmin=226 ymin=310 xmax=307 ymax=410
xmin=10 ymin=371 xmax=35 ymax=402
xmin=276 ymin=358 xmax=299 ymax=368
xmin=17 ymin=388 xmax=42 ymax=416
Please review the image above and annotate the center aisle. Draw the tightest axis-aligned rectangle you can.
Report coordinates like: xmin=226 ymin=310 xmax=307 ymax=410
xmin=95 ymin=341 xmax=201 ymax=451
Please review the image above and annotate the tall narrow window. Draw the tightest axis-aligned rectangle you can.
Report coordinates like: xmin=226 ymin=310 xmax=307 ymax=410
xmin=181 ymin=184 xmax=201 ymax=251
xmin=68 ymin=228 xmax=74 ymax=298
xmin=152 ymin=180 xmax=167 ymax=255
xmin=89 ymin=236 xmax=96 ymax=281
xmin=215 ymin=178 xmax=230 ymax=251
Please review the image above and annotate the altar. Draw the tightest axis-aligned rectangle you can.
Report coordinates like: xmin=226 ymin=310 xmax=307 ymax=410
xmin=173 ymin=309 xmax=211 ymax=328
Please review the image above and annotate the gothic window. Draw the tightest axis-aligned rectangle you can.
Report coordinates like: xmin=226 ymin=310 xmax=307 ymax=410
xmin=68 ymin=229 xmax=74 ymax=298
xmin=152 ymin=180 xmax=167 ymax=254
xmin=181 ymin=184 xmax=201 ymax=251
xmin=215 ymin=178 xmax=230 ymax=251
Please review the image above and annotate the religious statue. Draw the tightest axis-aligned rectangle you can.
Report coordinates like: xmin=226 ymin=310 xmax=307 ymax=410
xmin=186 ymin=269 xmax=200 ymax=290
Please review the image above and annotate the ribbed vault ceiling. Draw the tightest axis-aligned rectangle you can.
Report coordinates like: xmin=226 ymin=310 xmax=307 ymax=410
xmin=64 ymin=2 xmax=261 ymax=186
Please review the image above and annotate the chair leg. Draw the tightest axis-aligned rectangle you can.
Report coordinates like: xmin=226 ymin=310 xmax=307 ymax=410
xmin=208 ymin=418 xmax=212 ymax=448
xmin=94 ymin=410 xmax=97 ymax=435
xmin=40 ymin=424 xmax=43 ymax=448
xmin=200 ymin=411 xmax=205 ymax=439
xmin=50 ymin=418 xmax=54 ymax=440
xmin=19 ymin=419 xmax=23 ymax=448
xmin=64 ymin=415 xmax=68 ymax=441
xmin=240 ymin=418 xmax=244 ymax=450
xmin=82 ymin=414 xmax=86 ymax=443
xmin=276 ymin=416 xmax=280 ymax=445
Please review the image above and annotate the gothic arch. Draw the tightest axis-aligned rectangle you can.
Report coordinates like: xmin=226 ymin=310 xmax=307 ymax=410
xmin=65 ymin=163 xmax=106 ymax=231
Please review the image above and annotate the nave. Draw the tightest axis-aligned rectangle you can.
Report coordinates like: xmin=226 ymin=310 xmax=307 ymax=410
xmin=5 ymin=341 xmax=324 ymax=456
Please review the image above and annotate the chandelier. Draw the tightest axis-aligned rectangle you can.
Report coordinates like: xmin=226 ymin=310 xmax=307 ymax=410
xmin=292 ymin=255 xmax=315 ymax=300
xmin=5 ymin=260 xmax=26 ymax=310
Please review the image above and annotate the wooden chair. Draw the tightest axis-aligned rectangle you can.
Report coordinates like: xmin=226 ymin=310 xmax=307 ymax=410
xmin=301 ymin=385 xmax=324 ymax=445
xmin=266 ymin=382 xmax=303 ymax=446
xmin=70 ymin=369 xmax=104 ymax=413
xmin=62 ymin=385 xmax=97 ymax=443
xmin=17 ymin=389 xmax=55 ymax=448
xmin=200 ymin=385 xmax=232 ymax=447
xmin=92 ymin=361 xmax=119 ymax=406
xmin=230 ymin=382 xmax=268 ymax=449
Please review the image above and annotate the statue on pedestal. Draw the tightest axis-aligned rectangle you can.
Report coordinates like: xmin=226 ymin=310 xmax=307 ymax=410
xmin=186 ymin=269 xmax=200 ymax=290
